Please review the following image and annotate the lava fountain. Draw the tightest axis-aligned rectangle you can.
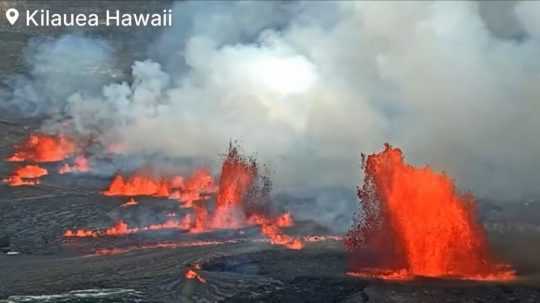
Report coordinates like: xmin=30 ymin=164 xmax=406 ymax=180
xmin=3 ymin=164 xmax=48 ymax=186
xmin=211 ymin=144 xmax=257 ymax=229
xmin=6 ymin=133 xmax=75 ymax=163
xmin=345 ymin=144 xmax=514 ymax=281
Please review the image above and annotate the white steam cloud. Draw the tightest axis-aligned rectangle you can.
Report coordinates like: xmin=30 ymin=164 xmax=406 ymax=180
xmin=3 ymin=1 xmax=540 ymax=207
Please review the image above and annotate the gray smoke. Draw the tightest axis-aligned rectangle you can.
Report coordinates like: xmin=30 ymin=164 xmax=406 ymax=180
xmin=3 ymin=1 xmax=540 ymax=231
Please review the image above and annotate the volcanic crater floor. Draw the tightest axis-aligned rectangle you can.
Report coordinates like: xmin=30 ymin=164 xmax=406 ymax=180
xmin=0 ymin=119 xmax=540 ymax=303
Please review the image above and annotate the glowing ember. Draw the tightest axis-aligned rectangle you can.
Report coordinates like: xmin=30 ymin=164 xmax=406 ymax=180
xmin=58 ymin=155 xmax=90 ymax=174
xmin=64 ymin=216 xmax=193 ymax=238
xmin=120 ymin=198 xmax=139 ymax=207
xmin=185 ymin=264 xmax=206 ymax=283
xmin=64 ymin=229 xmax=97 ymax=238
xmin=7 ymin=133 xmax=75 ymax=163
xmin=3 ymin=165 xmax=48 ymax=186
xmin=92 ymin=240 xmax=241 ymax=256
xmin=345 ymin=144 xmax=515 ymax=280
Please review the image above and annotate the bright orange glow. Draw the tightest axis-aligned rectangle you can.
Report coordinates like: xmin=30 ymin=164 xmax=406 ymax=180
xmin=120 ymin=197 xmax=139 ymax=207
xmin=64 ymin=229 xmax=97 ymax=238
xmin=64 ymin=216 xmax=193 ymax=238
xmin=3 ymin=165 xmax=48 ymax=186
xmin=7 ymin=133 xmax=75 ymax=163
xmin=345 ymin=144 xmax=515 ymax=281
xmin=58 ymin=155 xmax=90 ymax=174
xmin=104 ymin=174 xmax=172 ymax=197
xmin=248 ymin=213 xmax=304 ymax=250
xmin=169 ymin=169 xmax=216 ymax=208
xmin=185 ymin=265 xmax=207 ymax=283
xmin=65 ymin=144 xmax=301 ymax=250
xmin=92 ymin=239 xmax=241 ymax=256
xmin=104 ymin=169 xmax=215 ymax=205
xmin=211 ymin=145 xmax=257 ymax=229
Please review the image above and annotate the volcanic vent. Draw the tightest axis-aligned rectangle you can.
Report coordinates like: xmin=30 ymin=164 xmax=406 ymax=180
xmin=345 ymin=144 xmax=515 ymax=281
xmin=62 ymin=141 xmax=303 ymax=250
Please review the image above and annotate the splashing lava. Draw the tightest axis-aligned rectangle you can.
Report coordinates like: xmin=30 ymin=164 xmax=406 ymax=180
xmin=345 ymin=144 xmax=514 ymax=280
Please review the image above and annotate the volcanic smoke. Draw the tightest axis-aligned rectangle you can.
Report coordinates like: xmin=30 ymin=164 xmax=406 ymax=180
xmin=345 ymin=144 xmax=514 ymax=280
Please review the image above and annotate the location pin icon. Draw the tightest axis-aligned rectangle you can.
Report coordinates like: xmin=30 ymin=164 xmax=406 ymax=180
xmin=6 ymin=8 xmax=19 ymax=25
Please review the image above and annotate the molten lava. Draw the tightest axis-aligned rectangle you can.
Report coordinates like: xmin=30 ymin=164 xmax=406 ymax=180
xmin=64 ymin=216 xmax=193 ymax=238
xmin=206 ymin=144 xmax=302 ymax=249
xmin=120 ymin=198 xmax=139 ymax=207
xmin=65 ymin=144 xmax=301 ymax=250
xmin=104 ymin=169 xmax=215 ymax=205
xmin=248 ymin=213 xmax=304 ymax=250
xmin=7 ymin=133 xmax=75 ymax=163
xmin=185 ymin=264 xmax=206 ymax=283
xmin=345 ymin=144 xmax=514 ymax=280
xmin=3 ymin=165 xmax=48 ymax=186
xmin=104 ymin=174 xmax=174 ymax=197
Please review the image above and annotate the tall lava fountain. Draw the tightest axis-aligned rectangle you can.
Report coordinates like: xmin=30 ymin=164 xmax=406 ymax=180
xmin=346 ymin=144 xmax=514 ymax=280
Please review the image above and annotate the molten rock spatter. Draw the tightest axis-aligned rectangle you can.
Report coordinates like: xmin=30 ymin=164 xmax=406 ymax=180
xmin=210 ymin=144 xmax=303 ymax=249
xmin=345 ymin=144 xmax=514 ymax=280
xmin=211 ymin=144 xmax=257 ymax=229
xmin=7 ymin=133 xmax=75 ymax=163
xmin=104 ymin=169 xmax=216 ymax=205
xmin=3 ymin=164 xmax=48 ymax=186
xmin=184 ymin=264 xmax=206 ymax=283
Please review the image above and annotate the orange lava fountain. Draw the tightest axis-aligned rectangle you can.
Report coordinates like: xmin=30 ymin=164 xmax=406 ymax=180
xmin=7 ymin=133 xmax=75 ymax=163
xmin=104 ymin=169 xmax=215 ymax=205
xmin=345 ymin=144 xmax=515 ymax=281
xmin=64 ymin=143 xmax=301 ymax=250
xmin=3 ymin=165 xmax=48 ymax=186
xmin=207 ymin=143 xmax=303 ymax=249
xmin=211 ymin=145 xmax=257 ymax=229
xmin=104 ymin=174 xmax=174 ymax=197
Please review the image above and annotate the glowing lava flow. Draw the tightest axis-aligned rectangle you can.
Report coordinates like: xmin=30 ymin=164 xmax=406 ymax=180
xmin=104 ymin=174 xmax=174 ymax=197
xmin=7 ymin=133 xmax=75 ymax=163
xmin=345 ymin=144 xmax=515 ymax=281
xmin=248 ymin=213 xmax=303 ymax=250
xmin=64 ymin=216 xmax=192 ymax=238
xmin=3 ymin=165 xmax=48 ymax=186
xmin=104 ymin=169 xmax=215 ymax=205
xmin=65 ymin=144 xmax=301 ymax=250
